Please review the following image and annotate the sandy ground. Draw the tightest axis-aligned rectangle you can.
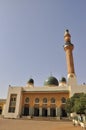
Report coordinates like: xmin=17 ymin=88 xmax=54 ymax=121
xmin=0 ymin=118 xmax=82 ymax=130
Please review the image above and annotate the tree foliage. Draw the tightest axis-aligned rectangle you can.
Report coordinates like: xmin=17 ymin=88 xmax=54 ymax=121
xmin=65 ymin=93 xmax=86 ymax=114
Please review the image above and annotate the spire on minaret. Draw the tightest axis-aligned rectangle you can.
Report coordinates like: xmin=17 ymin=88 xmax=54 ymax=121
xmin=64 ymin=29 xmax=71 ymax=43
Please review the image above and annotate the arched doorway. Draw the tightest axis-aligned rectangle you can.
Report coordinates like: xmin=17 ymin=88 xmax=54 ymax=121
xmin=50 ymin=108 xmax=56 ymax=117
xmin=60 ymin=98 xmax=67 ymax=117
xmin=60 ymin=104 xmax=67 ymax=117
xmin=42 ymin=108 xmax=47 ymax=117
xmin=0 ymin=107 xmax=2 ymax=114
xmin=61 ymin=108 xmax=67 ymax=117
xmin=34 ymin=108 xmax=39 ymax=116
xmin=23 ymin=105 xmax=29 ymax=116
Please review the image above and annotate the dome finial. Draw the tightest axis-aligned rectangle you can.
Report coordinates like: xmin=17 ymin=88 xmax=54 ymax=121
xmin=64 ymin=29 xmax=71 ymax=42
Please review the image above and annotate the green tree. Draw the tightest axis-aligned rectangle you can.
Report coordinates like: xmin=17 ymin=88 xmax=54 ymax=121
xmin=65 ymin=93 xmax=86 ymax=114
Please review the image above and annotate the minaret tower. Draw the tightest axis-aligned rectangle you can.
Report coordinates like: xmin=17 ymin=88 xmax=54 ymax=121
xmin=64 ymin=30 xmax=75 ymax=77
xmin=64 ymin=30 xmax=78 ymax=97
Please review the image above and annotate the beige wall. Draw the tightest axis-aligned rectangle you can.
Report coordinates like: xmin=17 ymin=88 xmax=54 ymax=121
xmin=68 ymin=75 xmax=86 ymax=97
xmin=4 ymin=86 xmax=22 ymax=118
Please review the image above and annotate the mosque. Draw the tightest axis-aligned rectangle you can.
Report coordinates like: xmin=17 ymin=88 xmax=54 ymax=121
xmin=0 ymin=30 xmax=86 ymax=119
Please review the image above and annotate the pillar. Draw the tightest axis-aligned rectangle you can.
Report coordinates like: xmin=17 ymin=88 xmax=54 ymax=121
xmin=47 ymin=107 xmax=50 ymax=116
xmin=29 ymin=107 xmax=33 ymax=116
xmin=39 ymin=107 xmax=42 ymax=116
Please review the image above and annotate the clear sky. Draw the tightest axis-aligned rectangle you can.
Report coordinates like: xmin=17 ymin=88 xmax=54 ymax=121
xmin=0 ymin=0 xmax=86 ymax=98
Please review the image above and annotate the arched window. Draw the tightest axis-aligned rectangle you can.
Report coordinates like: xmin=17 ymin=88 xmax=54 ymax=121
xmin=51 ymin=98 xmax=55 ymax=104
xmin=25 ymin=97 xmax=29 ymax=104
xmin=43 ymin=98 xmax=47 ymax=104
xmin=35 ymin=98 xmax=39 ymax=104
xmin=61 ymin=97 xmax=66 ymax=103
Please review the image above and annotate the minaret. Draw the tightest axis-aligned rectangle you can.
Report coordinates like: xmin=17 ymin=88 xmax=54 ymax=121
xmin=64 ymin=29 xmax=75 ymax=78
xmin=64 ymin=30 xmax=77 ymax=97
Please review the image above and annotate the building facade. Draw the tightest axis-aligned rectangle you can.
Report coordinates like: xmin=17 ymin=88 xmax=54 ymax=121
xmin=3 ymin=81 xmax=69 ymax=118
xmin=1 ymin=30 xmax=86 ymax=118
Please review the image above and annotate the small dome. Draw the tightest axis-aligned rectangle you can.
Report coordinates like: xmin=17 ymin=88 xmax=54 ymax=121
xmin=44 ymin=76 xmax=59 ymax=86
xmin=27 ymin=78 xmax=34 ymax=84
xmin=60 ymin=77 xmax=66 ymax=83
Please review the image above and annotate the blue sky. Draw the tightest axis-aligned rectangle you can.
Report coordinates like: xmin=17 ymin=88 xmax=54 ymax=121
xmin=0 ymin=0 xmax=86 ymax=98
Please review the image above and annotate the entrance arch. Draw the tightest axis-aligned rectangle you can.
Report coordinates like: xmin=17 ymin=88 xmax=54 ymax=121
xmin=50 ymin=108 xmax=56 ymax=117
xmin=60 ymin=104 xmax=67 ymax=117
xmin=42 ymin=108 xmax=47 ymax=117
xmin=0 ymin=107 xmax=2 ymax=114
xmin=23 ymin=105 xmax=29 ymax=116
xmin=34 ymin=108 xmax=39 ymax=116
xmin=61 ymin=108 xmax=67 ymax=117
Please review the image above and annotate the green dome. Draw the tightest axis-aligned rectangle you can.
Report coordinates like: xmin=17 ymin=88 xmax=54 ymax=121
xmin=27 ymin=78 xmax=34 ymax=84
xmin=44 ymin=76 xmax=59 ymax=86
xmin=60 ymin=77 xmax=66 ymax=83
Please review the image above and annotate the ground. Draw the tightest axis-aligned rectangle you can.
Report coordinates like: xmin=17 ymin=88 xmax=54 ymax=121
xmin=0 ymin=118 xmax=82 ymax=130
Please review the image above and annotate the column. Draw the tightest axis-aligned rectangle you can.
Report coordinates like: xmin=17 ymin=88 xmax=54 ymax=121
xmin=56 ymin=107 xmax=58 ymax=116
xmin=57 ymin=107 xmax=61 ymax=117
xmin=47 ymin=107 xmax=50 ymax=117
xmin=29 ymin=107 xmax=34 ymax=116
xmin=39 ymin=107 xmax=42 ymax=116
xmin=56 ymin=107 xmax=61 ymax=120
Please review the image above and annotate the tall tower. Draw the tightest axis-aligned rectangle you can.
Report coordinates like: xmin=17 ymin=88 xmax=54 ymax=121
xmin=64 ymin=30 xmax=75 ymax=78
xmin=64 ymin=30 xmax=77 ymax=97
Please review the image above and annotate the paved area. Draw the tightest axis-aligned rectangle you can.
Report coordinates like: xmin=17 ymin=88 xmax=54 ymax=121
xmin=0 ymin=118 xmax=82 ymax=130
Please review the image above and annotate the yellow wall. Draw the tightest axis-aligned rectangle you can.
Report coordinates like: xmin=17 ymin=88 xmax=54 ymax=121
xmin=22 ymin=92 xmax=69 ymax=107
